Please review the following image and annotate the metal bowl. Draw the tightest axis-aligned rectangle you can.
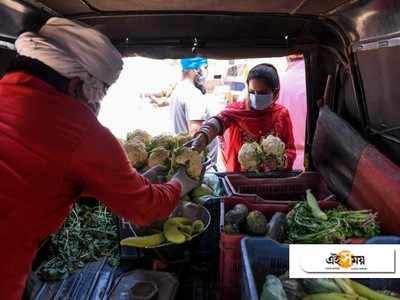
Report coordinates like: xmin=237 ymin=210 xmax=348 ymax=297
xmin=145 ymin=201 xmax=210 ymax=249
xmin=133 ymin=202 xmax=211 ymax=262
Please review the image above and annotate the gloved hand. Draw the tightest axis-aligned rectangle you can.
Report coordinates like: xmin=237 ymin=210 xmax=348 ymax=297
xmin=142 ymin=165 xmax=167 ymax=183
xmin=190 ymin=133 xmax=208 ymax=152
xmin=190 ymin=117 xmax=223 ymax=152
xmin=170 ymin=167 xmax=200 ymax=197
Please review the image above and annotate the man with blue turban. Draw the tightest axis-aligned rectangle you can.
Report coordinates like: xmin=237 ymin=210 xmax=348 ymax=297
xmin=169 ymin=57 xmax=218 ymax=166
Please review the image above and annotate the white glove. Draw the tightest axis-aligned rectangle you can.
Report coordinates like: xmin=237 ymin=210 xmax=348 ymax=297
xmin=142 ymin=165 xmax=167 ymax=184
xmin=170 ymin=167 xmax=200 ymax=197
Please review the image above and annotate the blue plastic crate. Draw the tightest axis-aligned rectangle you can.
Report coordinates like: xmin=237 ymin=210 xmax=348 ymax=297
xmin=360 ymin=236 xmax=400 ymax=290
xmin=241 ymin=237 xmax=288 ymax=300
xmin=366 ymin=235 xmax=400 ymax=244
xmin=241 ymin=237 xmax=400 ymax=300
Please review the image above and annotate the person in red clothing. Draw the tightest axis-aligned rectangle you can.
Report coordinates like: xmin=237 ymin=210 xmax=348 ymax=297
xmin=191 ymin=63 xmax=296 ymax=171
xmin=0 ymin=18 xmax=198 ymax=300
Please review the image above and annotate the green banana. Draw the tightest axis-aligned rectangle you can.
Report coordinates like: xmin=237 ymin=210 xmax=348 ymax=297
xmin=192 ymin=220 xmax=205 ymax=233
xmin=163 ymin=219 xmax=187 ymax=244
xmin=120 ymin=233 xmax=165 ymax=248
xmin=303 ymin=293 xmax=367 ymax=300
xmin=334 ymin=279 xmax=357 ymax=295
xmin=181 ymin=231 xmax=193 ymax=241
xmin=170 ymin=217 xmax=192 ymax=225
xmin=180 ymin=224 xmax=194 ymax=235
xmin=122 ymin=217 xmax=203 ymax=247
xmin=350 ymin=280 xmax=400 ymax=300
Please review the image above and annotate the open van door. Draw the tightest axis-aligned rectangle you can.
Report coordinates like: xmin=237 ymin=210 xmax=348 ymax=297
xmin=310 ymin=0 xmax=400 ymax=234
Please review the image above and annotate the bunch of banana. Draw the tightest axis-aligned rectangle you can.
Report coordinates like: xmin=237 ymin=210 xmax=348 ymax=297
xmin=120 ymin=217 xmax=205 ymax=248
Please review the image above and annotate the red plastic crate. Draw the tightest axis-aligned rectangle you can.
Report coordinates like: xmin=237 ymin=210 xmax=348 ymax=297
xmin=223 ymin=171 xmax=331 ymax=203
xmin=219 ymin=197 xmax=339 ymax=300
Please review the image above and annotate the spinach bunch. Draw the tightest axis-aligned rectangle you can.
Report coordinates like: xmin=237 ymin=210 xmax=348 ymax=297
xmin=287 ymin=199 xmax=380 ymax=244
xmin=39 ymin=203 xmax=119 ymax=280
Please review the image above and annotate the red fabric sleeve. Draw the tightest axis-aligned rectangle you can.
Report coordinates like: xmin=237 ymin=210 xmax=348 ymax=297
xmin=277 ymin=109 xmax=296 ymax=170
xmin=69 ymin=127 xmax=181 ymax=225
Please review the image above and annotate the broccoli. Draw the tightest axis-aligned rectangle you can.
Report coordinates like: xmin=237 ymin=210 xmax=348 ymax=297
xmin=124 ymin=139 xmax=148 ymax=169
xmin=148 ymin=147 xmax=170 ymax=168
xmin=126 ymin=129 xmax=152 ymax=144
xmin=238 ymin=142 xmax=262 ymax=171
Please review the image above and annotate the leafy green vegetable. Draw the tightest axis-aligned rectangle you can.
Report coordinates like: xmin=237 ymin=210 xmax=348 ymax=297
xmin=287 ymin=196 xmax=380 ymax=244
xmin=38 ymin=203 xmax=119 ymax=280
xmin=306 ymin=189 xmax=327 ymax=221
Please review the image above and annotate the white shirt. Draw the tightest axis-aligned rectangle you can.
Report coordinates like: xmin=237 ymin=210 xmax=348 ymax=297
xmin=169 ymin=79 xmax=218 ymax=167
xmin=169 ymin=79 xmax=208 ymax=134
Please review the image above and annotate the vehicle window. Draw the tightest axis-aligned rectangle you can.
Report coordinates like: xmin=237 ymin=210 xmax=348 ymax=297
xmin=98 ymin=56 xmax=308 ymax=170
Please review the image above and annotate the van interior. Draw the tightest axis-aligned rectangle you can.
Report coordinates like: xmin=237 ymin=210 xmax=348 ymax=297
xmin=1 ymin=0 xmax=400 ymax=299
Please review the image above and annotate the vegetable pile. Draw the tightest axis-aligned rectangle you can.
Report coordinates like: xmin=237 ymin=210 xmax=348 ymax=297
xmin=287 ymin=190 xmax=380 ymax=244
xmin=38 ymin=203 xmax=119 ymax=280
xmin=238 ymin=135 xmax=286 ymax=172
xmin=261 ymin=275 xmax=400 ymax=300
xmin=223 ymin=189 xmax=380 ymax=244
xmin=123 ymin=130 xmax=205 ymax=179
xmin=224 ymin=203 xmax=273 ymax=236
xmin=120 ymin=217 xmax=205 ymax=248
xmin=182 ymin=172 xmax=222 ymax=204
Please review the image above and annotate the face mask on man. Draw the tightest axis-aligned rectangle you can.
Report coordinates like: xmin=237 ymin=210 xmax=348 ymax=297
xmin=249 ymin=93 xmax=274 ymax=110
xmin=195 ymin=67 xmax=208 ymax=84
xmin=194 ymin=67 xmax=207 ymax=94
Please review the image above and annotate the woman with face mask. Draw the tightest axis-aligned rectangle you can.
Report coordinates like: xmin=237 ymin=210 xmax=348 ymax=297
xmin=190 ymin=63 xmax=296 ymax=171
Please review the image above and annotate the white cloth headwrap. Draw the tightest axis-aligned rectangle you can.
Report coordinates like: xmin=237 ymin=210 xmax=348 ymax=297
xmin=15 ymin=17 xmax=123 ymax=105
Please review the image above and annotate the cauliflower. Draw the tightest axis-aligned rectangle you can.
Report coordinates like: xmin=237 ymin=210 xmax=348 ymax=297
xmin=187 ymin=153 xmax=203 ymax=179
xmin=174 ymin=148 xmax=203 ymax=179
xmin=174 ymin=147 xmax=194 ymax=165
xmin=261 ymin=135 xmax=285 ymax=157
xmin=174 ymin=133 xmax=192 ymax=147
xmin=238 ymin=142 xmax=262 ymax=171
xmin=126 ymin=129 xmax=152 ymax=144
xmin=148 ymin=147 xmax=170 ymax=168
xmin=148 ymin=133 xmax=175 ymax=151
xmin=124 ymin=139 xmax=148 ymax=169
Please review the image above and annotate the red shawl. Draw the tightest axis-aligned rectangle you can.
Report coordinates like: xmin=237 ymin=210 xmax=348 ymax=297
xmin=218 ymin=101 xmax=296 ymax=171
